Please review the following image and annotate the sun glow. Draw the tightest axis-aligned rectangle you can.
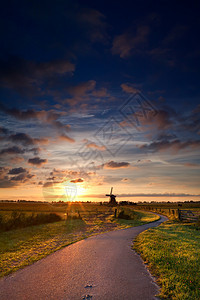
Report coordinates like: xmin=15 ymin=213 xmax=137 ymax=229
xmin=42 ymin=178 xmax=87 ymax=202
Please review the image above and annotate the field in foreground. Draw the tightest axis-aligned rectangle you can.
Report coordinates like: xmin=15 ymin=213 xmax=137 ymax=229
xmin=134 ymin=221 xmax=200 ymax=300
xmin=0 ymin=203 xmax=159 ymax=277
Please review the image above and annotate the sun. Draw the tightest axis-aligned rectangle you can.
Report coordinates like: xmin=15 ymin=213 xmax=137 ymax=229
xmin=42 ymin=178 xmax=87 ymax=202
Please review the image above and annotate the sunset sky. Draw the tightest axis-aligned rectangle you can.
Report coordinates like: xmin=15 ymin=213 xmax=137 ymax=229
xmin=0 ymin=0 xmax=200 ymax=202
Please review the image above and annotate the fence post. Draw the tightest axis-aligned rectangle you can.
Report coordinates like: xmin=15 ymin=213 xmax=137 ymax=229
xmin=178 ymin=209 xmax=181 ymax=221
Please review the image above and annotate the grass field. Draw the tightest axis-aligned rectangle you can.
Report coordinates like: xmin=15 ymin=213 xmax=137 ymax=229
xmin=134 ymin=220 xmax=200 ymax=300
xmin=112 ymin=208 xmax=160 ymax=227
xmin=0 ymin=202 xmax=159 ymax=277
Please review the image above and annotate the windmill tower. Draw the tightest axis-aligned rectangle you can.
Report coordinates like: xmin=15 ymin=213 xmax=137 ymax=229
xmin=106 ymin=187 xmax=117 ymax=205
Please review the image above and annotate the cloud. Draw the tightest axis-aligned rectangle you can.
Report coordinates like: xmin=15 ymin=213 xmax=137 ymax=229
xmin=0 ymin=56 xmax=75 ymax=95
xmin=82 ymin=139 xmax=106 ymax=151
xmin=111 ymin=25 xmax=149 ymax=58
xmin=137 ymin=159 xmax=152 ymax=164
xmin=141 ymin=109 xmax=173 ymax=130
xmin=103 ymin=161 xmax=130 ymax=169
xmin=0 ymin=104 xmax=71 ymax=134
xmin=28 ymin=157 xmax=48 ymax=167
xmin=9 ymin=133 xmax=49 ymax=146
xmin=64 ymin=80 xmax=96 ymax=106
xmin=0 ymin=126 xmax=11 ymax=135
xmin=0 ymin=127 xmax=49 ymax=146
xmin=92 ymin=87 xmax=108 ymax=97
xmin=139 ymin=139 xmax=200 ymax=153
xmin=0 ymin=146 xmax=40 ymax=157
xmin=0 ymin=146 xmax=25 ymax=156
xmin=64 ymin=80 xmax=111 ymax=107
xmin=182 ymin=104 xmax=200 ymax=135
xmin=58 ymin=134 xmax=75 ymax=143
xmin=68 ymin=80 xmax=96 ymax=97
xmin=121 ymin=178 xmax=130 ymax=182
xmin=78 ymin=8 xmax=108 ymax=43
xmin=0 ymin=166 xmax=35 ymax=188
xmin=184 ymin=163 xmax=199 ymax=167
xmin=9 ymin=156 xmax=24 ymax=164
xmin=11 ymin=173 xmax=35 ymax=182
xmin=8 ymin=167 xmax=27 ymax=174
xmin=121 ymin=83 xmax=140 ymax=94
xmin=70 ymin=178 xmax=84 ymax=183
xmin=163 ymin=25 xmax=188 ymax=46
xmin=48 ymin=168 xmax=96 ymax=183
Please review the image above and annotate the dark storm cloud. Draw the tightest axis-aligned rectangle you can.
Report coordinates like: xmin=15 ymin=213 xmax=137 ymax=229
xmin=0 ymin=166 xmax=35 ymax=188
xmin=0 ymin=146 xmax=40 ymax=156
xmin=8 ymin=167 xmax=27 ymax=174
xmin=0 ymin=146 xmax=25 ymax=156
xmin=28 ymin=157 xmax=48 ymax=166
xmin=11 ymin=173 xmax=35 ymax=181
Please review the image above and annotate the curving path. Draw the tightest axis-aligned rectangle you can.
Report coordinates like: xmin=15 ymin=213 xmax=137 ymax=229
xmin=0 ymin=214 xmax=167 ymax=300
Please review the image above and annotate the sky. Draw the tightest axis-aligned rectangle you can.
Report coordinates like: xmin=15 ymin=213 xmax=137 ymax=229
xmin=0 ymin=0 xmax=200 ymax=202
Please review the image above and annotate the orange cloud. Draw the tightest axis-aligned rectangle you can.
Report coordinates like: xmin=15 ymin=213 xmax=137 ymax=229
xmin=58 ymin=134 xmax=75 ymax=143
xmin=112 ymin=25 xmax=149 ymax=58
xmin=121 ymin=83 xmax=139 ymax=94
xmin=70 ymin=178 xmax=84 ymax=183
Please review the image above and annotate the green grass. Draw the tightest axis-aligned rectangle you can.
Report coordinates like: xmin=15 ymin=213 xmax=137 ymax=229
xmin=0 ymin=204 xmax=160 ymax=278
xmin=112 ymin=209 xmax=160 ymax=227
xmin=134 ymin=221 xmax=200 ymax=299
xmin=0 ymin=219 xmax=87 ymax=277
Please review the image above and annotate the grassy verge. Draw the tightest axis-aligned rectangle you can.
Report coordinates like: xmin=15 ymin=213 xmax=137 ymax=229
xmin=112 ymin=210 xmax=160 ymax=227
xmin=0 ymin=219 xmax=87 ymax=277
xmin=0 ymin=208 xmax=159 ymax=278
xmin=134 ymin=221 xmax=200 ymax=299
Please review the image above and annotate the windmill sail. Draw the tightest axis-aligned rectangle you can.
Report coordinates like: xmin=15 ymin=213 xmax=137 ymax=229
xmin=105 ymin=187 xmax=117 ymax=205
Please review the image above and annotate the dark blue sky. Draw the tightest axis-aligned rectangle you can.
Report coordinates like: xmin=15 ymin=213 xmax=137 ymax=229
xmin=0 ymin=0 xmax=200 ymax=201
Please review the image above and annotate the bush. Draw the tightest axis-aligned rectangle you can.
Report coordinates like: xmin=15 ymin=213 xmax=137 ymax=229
xmin=117 ymin=210 xmax=131 ymax=220
xmin=0 ymin=212 xmax=62 ymax=231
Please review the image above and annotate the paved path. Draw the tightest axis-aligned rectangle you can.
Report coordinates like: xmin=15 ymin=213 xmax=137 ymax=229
xmin=0 ymin=215 xmax=167 ymax=300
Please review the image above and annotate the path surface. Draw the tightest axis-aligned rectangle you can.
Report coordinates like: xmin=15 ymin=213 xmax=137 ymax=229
xmin=0 ymin=214 xmax=167 ymax=300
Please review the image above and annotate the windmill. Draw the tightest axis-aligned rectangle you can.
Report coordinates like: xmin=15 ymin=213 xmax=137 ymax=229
xmin=106 ymin=187 xmax=117 ymax=205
